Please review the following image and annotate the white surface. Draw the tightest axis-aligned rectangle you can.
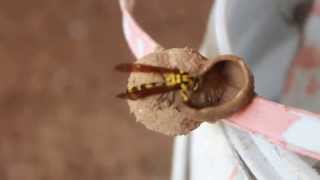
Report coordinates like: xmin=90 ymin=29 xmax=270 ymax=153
xmin=215 ymin=0 xmax=300 ymax=100
xmin=171 ymin=136 xmax=189 ymax=180
xmin=283 ymin=112 xmax=320 ymax=153
xmin=251 ymin=133 xmax=320 ymax=180
xmin=225 ymin=126 xmax=283 ymax=180
xmin=190 ymin=123 xmax=253 ymax=180
xmin=189 ymin=0 xmax=319 ymax=179
xmin=305 ymin=16 xmax=320 ymax=45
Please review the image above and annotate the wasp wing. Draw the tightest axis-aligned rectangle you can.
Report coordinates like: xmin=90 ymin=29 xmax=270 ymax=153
xmin=116 ymin=83 xmax=180 ymax=100
xmin=115 ymin=63 xmax=180 ymax=74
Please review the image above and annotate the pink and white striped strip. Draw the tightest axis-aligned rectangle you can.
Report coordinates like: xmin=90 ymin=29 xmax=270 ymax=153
xmin=118 ymin=0 xmax=320 ymax=160
xmin=228 ymin=97 xmax=320 ymax=160
xmin=119 ymin=0 xmax=158 ymax=58
xmin=119 ymin=1 xmax=248 ymax=179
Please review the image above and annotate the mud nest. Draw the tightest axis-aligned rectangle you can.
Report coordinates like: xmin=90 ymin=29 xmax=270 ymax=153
xmin=124 ymin=47 xmax=255 ymax=136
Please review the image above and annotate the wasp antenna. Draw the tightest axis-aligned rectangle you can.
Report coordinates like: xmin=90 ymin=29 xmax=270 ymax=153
xmin=116 ymin=92 xmax=129 ymax=99
xmin=114 ymin=63 xmax=133 ymax=72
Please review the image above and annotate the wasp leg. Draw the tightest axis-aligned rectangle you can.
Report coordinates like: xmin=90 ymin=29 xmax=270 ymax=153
xmin=179 ymin=82 xmax=192 ymax=102
xmin=151 ymin=91 xmax=177 ymax=109
xmin=179 ymin=89 xmax=190 ymax=102
xmin=160 ymin=73 xmax=166 ymax=81
xmin=153 ymin=93 xmax=170 ymax=110
xmin=167 ymin=91 xmax=176 ymax=106
xmin=153 ymin=94 xmax=164 ymax=108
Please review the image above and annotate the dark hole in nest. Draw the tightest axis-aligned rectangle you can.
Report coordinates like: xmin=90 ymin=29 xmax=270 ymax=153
xmin=187 ymin=60 xmax=245 ymax=109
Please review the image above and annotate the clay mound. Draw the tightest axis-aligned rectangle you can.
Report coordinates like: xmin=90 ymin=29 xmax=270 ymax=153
xmin=125 ymin=47 xmax=254 ymax=136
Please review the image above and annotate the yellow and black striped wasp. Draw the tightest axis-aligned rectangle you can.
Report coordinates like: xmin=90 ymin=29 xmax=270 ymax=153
xmin=115 ymin=63 xmax=201 ymax=103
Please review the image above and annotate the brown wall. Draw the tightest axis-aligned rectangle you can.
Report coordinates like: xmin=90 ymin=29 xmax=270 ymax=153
xmin=0 ymin=0 xmax=212 ymax=179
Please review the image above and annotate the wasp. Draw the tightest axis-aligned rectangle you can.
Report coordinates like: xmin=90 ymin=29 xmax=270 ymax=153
xmin=115 ymin=63 xmax=200 ymax=103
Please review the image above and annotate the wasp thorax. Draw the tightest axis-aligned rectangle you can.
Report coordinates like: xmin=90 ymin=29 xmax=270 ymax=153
xmin=125 ymin=47 xmax=254 ymax=136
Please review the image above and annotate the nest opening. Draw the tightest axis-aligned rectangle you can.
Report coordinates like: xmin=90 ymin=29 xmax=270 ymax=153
xmin=187 ymin=60 xmax=246 ymax=109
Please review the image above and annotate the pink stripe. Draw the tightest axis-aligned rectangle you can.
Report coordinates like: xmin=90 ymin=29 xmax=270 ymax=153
xmin=305 ymin=75 xmax=320 ymax=95
xmin=283 ymin=64 xmax=295 ymax=94
xmin=228 ymin=97 xmax=299 ymax=139
xmin=228 ymin=97 xmax=320 ymax=160
xmin=119 ymin=0 xmax=320 ymax=160
xmin=292 ymin=47 xmax=320 ymax=70
xmin=289 ymin=106 xmax=320 ymax=118
xmin=312 ymin=1 xmax=320 ymax=16
xmin=120 ymin=2 xmax=158 ymax=58
xmin=280 ymin=109 xmax=320 ymax=159
xmin=286 ymin=145 xmax=320 ymax=160
xmin=228 ymin=164 xmax=240 ymax=180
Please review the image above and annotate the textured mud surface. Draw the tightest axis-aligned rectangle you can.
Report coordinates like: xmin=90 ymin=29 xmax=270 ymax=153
xmin=127 ymin=48 xmax=206 ymax=136
xmin=0 ymin=0 xmax=212 ymax=179
xmin=127 ymin=50 xmax=254 ymax=136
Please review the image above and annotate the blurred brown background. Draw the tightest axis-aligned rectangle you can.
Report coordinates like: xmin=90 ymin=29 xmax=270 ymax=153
xmin=0 ymin=0 xmax=212 ymax=179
